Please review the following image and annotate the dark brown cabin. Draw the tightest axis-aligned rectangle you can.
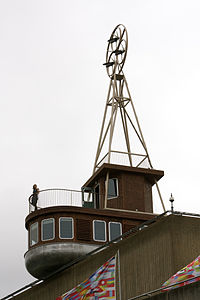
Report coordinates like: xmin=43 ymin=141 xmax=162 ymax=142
xmin=82 ymin=163 xmax=164 ymax=213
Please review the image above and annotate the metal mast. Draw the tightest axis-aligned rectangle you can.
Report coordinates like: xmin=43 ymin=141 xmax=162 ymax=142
xmin=93 ymin=24 xmax=165 ymax=211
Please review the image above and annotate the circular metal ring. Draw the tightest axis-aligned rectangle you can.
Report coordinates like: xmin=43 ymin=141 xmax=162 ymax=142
xmin=105 ymin=24 xmax=128 ymax=78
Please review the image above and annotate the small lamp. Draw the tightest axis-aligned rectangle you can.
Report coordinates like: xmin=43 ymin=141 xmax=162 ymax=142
xmin=169 ymin=193 xmax=174 ymax=213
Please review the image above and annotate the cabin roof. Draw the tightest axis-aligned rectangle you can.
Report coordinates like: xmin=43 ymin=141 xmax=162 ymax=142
xmin=82 ymin=163 xmax=164 ymax=188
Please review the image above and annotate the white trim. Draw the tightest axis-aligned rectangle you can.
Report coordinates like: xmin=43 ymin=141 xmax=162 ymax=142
xmin=30 ymin=222 xmax=38 ymax=246
xmin=108 ymin=221 xmax=122 ymax=241
xmin=93 ymin=220 xmax=107 ymax=242
xmin=59 ymin=217 xmax=74 ymax=239
xmin=94 ymin=184 xmax=100 ymax=208
xmin=41 ymin=218 xmax=55 ymax=241
xmin=107 ymin=178 xmax=119 ymax=200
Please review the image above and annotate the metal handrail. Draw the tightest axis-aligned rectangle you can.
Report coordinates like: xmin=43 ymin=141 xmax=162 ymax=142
xmin=28 ymin=187 xmax=126 ymax=213
xmin=96 ymin=150 xmax=149 ymax=169
xmin=28 ymin=188 xmax=96 ymax=213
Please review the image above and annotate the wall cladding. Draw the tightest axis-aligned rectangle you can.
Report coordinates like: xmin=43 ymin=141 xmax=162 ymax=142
xmin=76 ymin=219 xmax=91 ymax=241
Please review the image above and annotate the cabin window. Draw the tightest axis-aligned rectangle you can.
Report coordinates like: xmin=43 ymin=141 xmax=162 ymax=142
xmin=93 ymin=220 xmax=106 ymax=242
xmin=107 ymin=178 xmax=118 ymax=199
xmin=42 ymin=218 xmax=55 ymax=241
xmin=59 ymin=217 xmax=73 ymax=239
xmin=30 ymin=222 xmax=38 ymax=246
xmin=109 ymin=222 xmax=122 ymax=241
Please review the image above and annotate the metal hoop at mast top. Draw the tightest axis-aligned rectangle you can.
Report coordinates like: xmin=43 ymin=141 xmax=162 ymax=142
xmin=104 ymin=24 xmax=128 ymax=78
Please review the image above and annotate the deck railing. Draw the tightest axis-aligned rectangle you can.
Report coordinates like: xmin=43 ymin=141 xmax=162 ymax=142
xmin=28 ymin=188 xmax=94 ymax=213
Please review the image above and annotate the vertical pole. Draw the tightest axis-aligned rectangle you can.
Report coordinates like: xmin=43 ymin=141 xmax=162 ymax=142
xmin=123 ymin=108 xmax=133 ymax=166
xmin=108 ymin=75 xmax=118 ymax=164
xmin=104 ymin=171 xmax=109 ymax=208
xmin=108 ymin=97 xmax=115 ymax=164
xmin=119 ymin=104 xmax=132 ymax=166
xmin=118 ymin=78 xmax=132 ymax=166
xmin=117 ymin=250 xmax=122 ymax=300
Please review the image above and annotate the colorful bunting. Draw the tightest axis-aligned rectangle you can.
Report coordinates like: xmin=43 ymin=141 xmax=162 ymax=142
xmin=56 ymin=256 xmax=116 ymax=299
xmin=162 ymin=255 xmax=200 ymax=290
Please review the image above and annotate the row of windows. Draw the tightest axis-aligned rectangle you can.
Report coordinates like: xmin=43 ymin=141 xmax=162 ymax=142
xmin=30 ymin=218 xmax=122 ymax=246
xmin=94 ymin=220 xmax=122 ymax=242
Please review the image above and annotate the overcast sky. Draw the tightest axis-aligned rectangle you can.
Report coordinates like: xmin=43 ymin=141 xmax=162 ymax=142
xmin=1 ymin=0 xmax=200 ymax=298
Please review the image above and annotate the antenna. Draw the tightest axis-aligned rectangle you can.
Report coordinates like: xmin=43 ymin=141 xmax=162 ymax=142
xmin=93 ymin=24 xmax=165 ymax=211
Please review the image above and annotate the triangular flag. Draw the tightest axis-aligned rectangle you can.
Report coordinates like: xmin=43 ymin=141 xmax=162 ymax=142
xmin=162 ymin=255 xmax=200 ymax=291
xmin=56 ymin=256 xmax=116 ymax=299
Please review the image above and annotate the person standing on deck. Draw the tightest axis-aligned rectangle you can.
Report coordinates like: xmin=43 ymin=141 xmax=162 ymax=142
xmin=32 ymin=184 xmax=39 ymax=211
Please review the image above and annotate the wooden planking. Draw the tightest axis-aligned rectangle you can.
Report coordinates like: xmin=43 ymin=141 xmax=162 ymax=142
xmin=76 ymin=219 xmax=92 ymax=241
xmin=27 ymin=208 xmax=153 ymax=250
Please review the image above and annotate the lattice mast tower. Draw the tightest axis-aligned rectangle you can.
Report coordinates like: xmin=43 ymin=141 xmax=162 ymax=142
xmin=93 ymin=24 xmax=165 ymax=211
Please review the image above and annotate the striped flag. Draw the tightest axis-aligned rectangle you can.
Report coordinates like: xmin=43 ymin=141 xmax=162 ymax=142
xmin=56 ymin=256 xmax=116 ymax=299
xmin=162 ymin=255 xmax=200 ymax=290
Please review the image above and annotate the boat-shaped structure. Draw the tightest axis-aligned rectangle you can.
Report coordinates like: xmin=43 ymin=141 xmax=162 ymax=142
xmin=24 ymin=24 xmax=165 ymax=280
xmin=25 ymin=163 xmax=163 ymax=279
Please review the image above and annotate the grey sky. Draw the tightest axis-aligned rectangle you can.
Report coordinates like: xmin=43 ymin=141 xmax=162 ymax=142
xmin=1 ymin=0 xmax=200 ymax=297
